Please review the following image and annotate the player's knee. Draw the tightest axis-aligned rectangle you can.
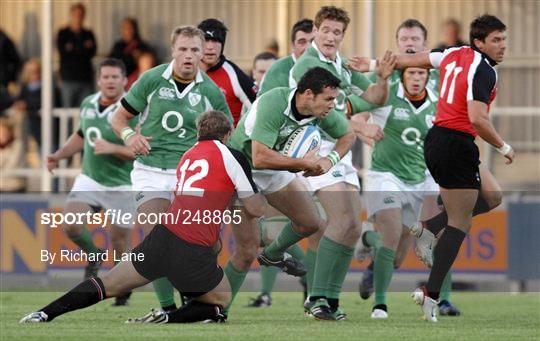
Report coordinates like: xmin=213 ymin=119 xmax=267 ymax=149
xmin=485 ymin=190 xmax=502 ymax=210
xmin=233 ymin=245 xmax=258 ymax=270
xmin=294 ymin=218 xmax=326 ymax=236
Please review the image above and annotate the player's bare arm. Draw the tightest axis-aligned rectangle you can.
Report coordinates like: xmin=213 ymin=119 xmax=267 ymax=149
xmin=313 ymin=125 xmax=355 ymax=175
xmin=111 ymin=105 xmax=152 ymax=155
xmin=46 ymin=132 xmax=84 ymax=172
xmin=93 ymin=139 xmax=135 ymax=160
xmin=251 ymin=140 xmax=322 ymax=173
xmin=468 ymin=100 xmax=514 ymax=164
xmin=358 ymin=50 xmax=396 ymax=105
xmin=348 ymin=50 xmax=432 ymax=72
xmin=349 ymin=112 xmax=383 ymax=147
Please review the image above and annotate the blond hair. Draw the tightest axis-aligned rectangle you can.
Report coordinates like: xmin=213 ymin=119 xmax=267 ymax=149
xmin=170 ymin=25 xmax=205 ymax=46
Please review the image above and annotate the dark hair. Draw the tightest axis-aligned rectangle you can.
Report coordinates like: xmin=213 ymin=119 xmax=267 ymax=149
xmin=198 ymin=18 xmax=228 ymax=45
xmin=253 ymin=52 xmax=277 ymax=66
xmin=291 ymin=18 xmax=314 ymax=43
xmin=314 ymin=6 xmax=350 ymax=32
xmin=98 ymin=58 xmax=126 ymax=77
xmin=123 ymin=17 xmax=141 ymax=41
xmin=297 ymin=67 xmax=341 ymax=95
xmin=470 ymin=14 xmax=506 ymax=47
xmin=196 ymin=110 xmax=232 ymax=140
xmin=443 ymin=18 xmax=461 ymax=32
xmin=395 ymin=19 xmax=428 ymax=41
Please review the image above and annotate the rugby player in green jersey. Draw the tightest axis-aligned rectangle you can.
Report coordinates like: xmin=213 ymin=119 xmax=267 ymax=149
xmin=111 ymin=26 xmax=232 ymax=318
xmin=47 ymin=58 xmax=137 ymax=306
xmin=227 ymin=67 xmax=356 ymax=318
xmin=290 ymin=6 xmax=394 ymax=320
xmin=248 ymin=18 xmax=315 ymax=309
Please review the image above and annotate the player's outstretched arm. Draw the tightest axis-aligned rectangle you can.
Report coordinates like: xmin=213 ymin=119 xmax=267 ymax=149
xmin=252 ymin=140 xmax=320 ymax=172
xmin=111 ymin=105 xmax=152 ymax=155
xmin=93 ymin=139 xmax=135 ymax=160
xmin=348 ymin=50 xmax=432 ymax=72
xmin=469 ymin=100 xmax=515 ymax=164
xmin=46 ymin=132 xmax=84 ymax=172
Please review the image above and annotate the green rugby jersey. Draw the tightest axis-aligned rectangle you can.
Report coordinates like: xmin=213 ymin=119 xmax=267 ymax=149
xmin=79 ymin=92 xmax=137 ymax=187
xmin=229 ymin=87 xmax=349 ymax=168
xmin=258 ymin=54 xmax=295 ymax=96
xmin=370 ymin=81 xmax=438 ymax=184
xmin=291 ymin=42 xmax=377 ymax=116
xmin=123 ymin=62 xmax=232 ymax=169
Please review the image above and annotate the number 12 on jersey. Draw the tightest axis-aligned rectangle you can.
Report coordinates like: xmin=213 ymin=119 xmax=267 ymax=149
xmin=175 ymin=159 xmax=209 ymax=197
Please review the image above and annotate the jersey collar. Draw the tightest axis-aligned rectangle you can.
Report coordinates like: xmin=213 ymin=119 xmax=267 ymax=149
xmin=311 ymin=41 xmax=343 ymax=74
xmin=284 ymin=89 xmax=317 ymax=124
xmin=90 ymin=91 xmax=124 ymax=117
xmin=397 ymin=82 xmax=437 ymax=113
xmin=162 ymin=61 xmax=204 ymax=98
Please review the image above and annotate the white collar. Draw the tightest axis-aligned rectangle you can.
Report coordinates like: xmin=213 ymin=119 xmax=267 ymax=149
xmin=311 ymin=41 xmax=342 ymax=73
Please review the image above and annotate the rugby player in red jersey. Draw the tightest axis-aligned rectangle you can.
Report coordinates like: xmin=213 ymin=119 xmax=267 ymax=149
xmin=20 ymin=111 xmax=265 ymax=324
xmin=349 ymin=14 xmax=514 ymax=322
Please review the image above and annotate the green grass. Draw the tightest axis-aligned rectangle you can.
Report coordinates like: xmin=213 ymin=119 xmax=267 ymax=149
xmin=2 ymin=291 xmax=539 ymax=340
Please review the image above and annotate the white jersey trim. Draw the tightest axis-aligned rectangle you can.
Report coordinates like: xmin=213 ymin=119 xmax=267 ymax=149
xmin=213 ymin=141 xmax=256 ymax=198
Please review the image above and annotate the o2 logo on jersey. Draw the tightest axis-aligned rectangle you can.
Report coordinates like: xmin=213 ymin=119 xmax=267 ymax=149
xmin=161 ymin=111 xmax=186 ymax=138
xmin=85 ymin=127 xmax=102 ymax=147
xmin=401 ymin=127 xmax=423 ymax=150
xmin=158 ymin=87 xmax=176 ymax=100
xmin=175 ymin=159 xmax=209 ymax=197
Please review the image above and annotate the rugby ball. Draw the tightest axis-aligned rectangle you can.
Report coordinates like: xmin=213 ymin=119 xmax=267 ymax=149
xmin=281 ymin=125 xmax=321 ymax=158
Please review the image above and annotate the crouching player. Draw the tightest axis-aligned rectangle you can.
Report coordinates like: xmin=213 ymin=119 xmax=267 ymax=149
xmin=20 ymin=111 xmax=265 ymax=324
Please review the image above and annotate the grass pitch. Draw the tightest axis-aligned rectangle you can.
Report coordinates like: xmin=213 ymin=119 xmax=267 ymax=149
xmin=2 ymin=291 xmax=539 ymax=340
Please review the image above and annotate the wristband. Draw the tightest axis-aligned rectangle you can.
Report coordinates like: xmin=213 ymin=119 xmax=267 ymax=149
xmin=326 ymin=151 xmax=341 ymax=167
xmin=496 ymin=142 xmax=512 ymax=155
xmin=369 ymin=59 xmax=377 ymax=72
xmin=121 ymin=127 xmax=135 ymax=143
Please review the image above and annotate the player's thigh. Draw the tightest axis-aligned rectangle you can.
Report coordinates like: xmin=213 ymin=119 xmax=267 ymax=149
xmin=479 ymin=165 xmax=503 ymax=209
xmin=137 ymin=198 xmax=170 ymax=235
xmin=440 ymin=187 xmax=478 ymax=232
xmin=265 ymin=177 xmax=323 ymax=232
xmin=316 ymin=182 xmax=362 ymax=245
xmin=110 ymin=224 xmax=131 ymax=252
xmin=101 ymin=260 xmax=150 ymax=297
xmin=374 ymin=208 xmax=403 ymax=251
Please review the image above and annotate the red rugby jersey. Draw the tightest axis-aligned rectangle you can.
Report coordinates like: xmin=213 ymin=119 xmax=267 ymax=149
xmin=206 ymin=56 xmax=257 ymax=126
xmin=429 ymin=46 xmax=498 ymax=137
xmin=165 ymin=139 xmax=258 ymax=247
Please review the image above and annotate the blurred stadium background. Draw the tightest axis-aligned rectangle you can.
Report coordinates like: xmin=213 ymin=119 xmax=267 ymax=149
xmin=1 ymin=1 xmax=539 ymax=293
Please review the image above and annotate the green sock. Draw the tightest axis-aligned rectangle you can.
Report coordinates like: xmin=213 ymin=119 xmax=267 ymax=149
xmin=305 ymin=248 xmax=317 ymax=295
xmin=325 ymin=238 xmax=354 ymax=300
xmin=286 ymin=243 xmax=305 ymax=261
xmin=440 ymin=271 xmax=452 ymax=302
xmin=373 ymin=246 xmax=396 ymax=306
xmin=364 ymin=231 xmax=381 ymax=251
xmin=70 ymin=228 xmax=100 ymax=255
xmin=264 ymin=222 xmax=305 ymax=260
xmin=311 ymin=236 xmax=340 ymax=298
xmin=260 ymin=265 xmax=279 ymax=295
xmin=152 ymin=277 xmax=176 ymax=308
xmin=223 ymin=261 xmax=248 ymax=315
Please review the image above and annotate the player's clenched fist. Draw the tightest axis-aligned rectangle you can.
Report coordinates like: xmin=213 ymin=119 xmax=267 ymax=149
xmin=46 ymin=154 xmax=60 ymax=172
